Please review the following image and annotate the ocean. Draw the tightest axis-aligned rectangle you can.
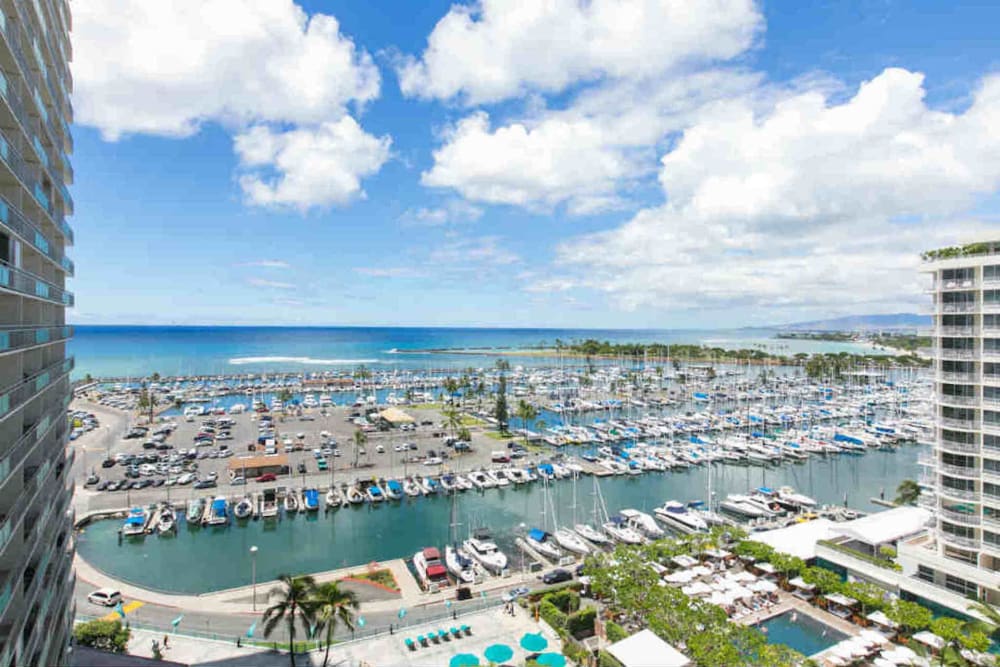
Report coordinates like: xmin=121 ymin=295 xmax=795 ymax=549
xmin=67 ymin=326 xmax=883 ymax=379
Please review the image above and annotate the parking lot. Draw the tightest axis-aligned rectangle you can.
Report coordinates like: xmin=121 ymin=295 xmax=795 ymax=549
xmin=77 ymin=401 xmax=532 ymax=509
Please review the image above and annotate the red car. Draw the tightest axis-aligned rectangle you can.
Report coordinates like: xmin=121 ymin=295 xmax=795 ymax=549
xmin=255 ymin=473 xmax=277 ymax=482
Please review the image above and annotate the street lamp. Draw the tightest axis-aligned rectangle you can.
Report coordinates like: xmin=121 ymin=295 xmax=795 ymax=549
xmin=250 ymin=546 xmax=259 ymax=611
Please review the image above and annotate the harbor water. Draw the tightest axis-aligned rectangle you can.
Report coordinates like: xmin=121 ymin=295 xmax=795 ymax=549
xmin=77 ymin=445 xmax=924 ymax=594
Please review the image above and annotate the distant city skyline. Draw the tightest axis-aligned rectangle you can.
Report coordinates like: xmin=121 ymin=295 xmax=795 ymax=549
xmin=68 ymin=1 xmax=1000 ymax=328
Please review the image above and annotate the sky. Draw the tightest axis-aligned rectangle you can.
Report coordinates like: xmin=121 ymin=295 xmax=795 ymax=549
xmin=66 ymin=0 xmax=1000 ymax=329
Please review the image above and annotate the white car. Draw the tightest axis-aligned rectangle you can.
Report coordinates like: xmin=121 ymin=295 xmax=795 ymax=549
xmin=139 ymin=464 xmax=156 ymax=476
xmin=394 ymin=444 xmax=406 ymax=452
xmin=423 ymin=457 xmax=444 ymax=466
xmin=88 ymin=589 xmax=123 ymax=607
xmin=177 ymin=473 xmax=196 ymax=485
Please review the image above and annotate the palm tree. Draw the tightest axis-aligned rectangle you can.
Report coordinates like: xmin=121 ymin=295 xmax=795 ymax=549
xmin=515 ymin=400 xmax=537 ymax=445
xmin=352 ymin=430 xmax=367 ymax=468
xmin=442 ymin=405 xmax=462 ymax=439
xmin=968 ymin=599 xmax=1000 ymax=628
xmin=311 ymin=581 xmax=359 ymax=667
xmin=261 ymin=574 xmax=317 ymax=667
xmin=895 ymin=479 xmax=921 ymax=506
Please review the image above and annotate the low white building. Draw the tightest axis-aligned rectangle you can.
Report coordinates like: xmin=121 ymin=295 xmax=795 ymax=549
xmin=606 ymin=629 xmax=691 ymax=667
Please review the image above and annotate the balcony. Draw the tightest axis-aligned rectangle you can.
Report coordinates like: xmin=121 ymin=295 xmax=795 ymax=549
xmin=939 ymin=532 xmax=980 ymax=550
xmin=940 ymin=439 xmax=980 ymax=454
xmin=939 ymin=348 xmax=977 ymax=361
xmin=985 ymin=374 xmax=1000 ymax=386
xmin=918 ymin=453 xmax=937 ymax=468
xmin=938 ymin=371 xmax=978 ymax=383
xmin=984 ymin=350 xmax=1000 ymax=362
xmin=984 ymin=423 xmax=1000 ymax=437
xmin=939 ymin=485 xmax=980 ymax=502
xmin=941 ymin=303 xmax=978 ymax=314
xmin=938 ymin=326 xmax=975 ymax=336
xmin=940 ymin=463 xmax=980 ymax=479
xmin=984 ymin=397 xmax=1000 ymax=409
xmin=0 ymin=356 xmax=73 ymax=423
xmin=0 ymin=196 xmax=72 ymax=275
xmin=0 ymin=326 xmax=71 ymax=358
xmin=0 ymin=262 xmax=72 ymax=306
xmin=0 ymin=406 xmax=65 ymax=493
xmin=985 ymin=303 xmax=1000 ymax=314
xmin=941 ymin=508 xmax=982 ymax=526
xmin=939 ymin=416 xmax=980 ymax=430
xmin=939 ymin=393 xmax=979 ymax=407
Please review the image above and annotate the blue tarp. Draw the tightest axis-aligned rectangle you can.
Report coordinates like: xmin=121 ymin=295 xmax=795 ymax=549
xmin=125 ymin=515 xmax=144 ymax=525
xmin=690 ymin=436 xmax=706 ymax=444
xmin=368 ymin=486 xmax=382 ymax=495
xmin=305 ymin=489 xmax=319 ymax=505
xmin=387 ymin=480 xmax=402 ymax=492
xmin=751 ymin=431 xmax=765 ymax=438
xmin=834 ymin=433 xmax=864 ymax=445
xmin=538 ymin=464 xmax=554 ymax=474
xmin=693 ymin=392 xmax=709 ymax=399
xmin=211 ymin=499 xmax=226 ymax=515
xmin=758 ymin=487 xmax=774 ymax=494
xmin=528 ymin=528 xmax=546 ymax=541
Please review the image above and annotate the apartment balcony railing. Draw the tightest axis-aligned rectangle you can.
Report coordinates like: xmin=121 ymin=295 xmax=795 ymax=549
xmin=938 ymin=326 xmax=975 ymax=336
xmin=985 ymin=303 xmax=1000 ymax=314
xmin=939 ymin=416 xmax=979 ymax=430
xmin=940 ymin=439 xmax=980 ymax=455
xmin=939 ymin=532 xmax=980 ymax=550
xmin=983 ymin=515 xmax=1000 ymax=531
xmin=0 ymin=262 xmax=72 ymax=306
xmin=941 ymin=303 xmax=978 ymax=314
xmin=938 ymin=371 xmax=978 ymax=383
xmin=939 ymin=394 xmax=979 ymax=407
xmin=936 ymin=279 xmax=979 ymax=291
xmin=0 ymin=356 xmax=73 ymax=422
xmin=983 ymin=350 xmax=1000 ymax=362
xmin=0 ymin=326 xmax=71 ymax=356
xmin=0 ymin=196 xmax=72 ymax=274
xmin=939 ymin=349 xmax=977 ymax=360
xmin=984 ymin=397 xmax=1000 ymax=409
xmin=940 ymin=508 xmax=981 ymax=526
xmin=940 ymin=463 xmax=980 ymax=479
xmin=982 ymin=468 xmax=1000 ymax=484
xmin=0 ymin=405 xmax=63 ymax=497
xmin=984 ymin=423 xmax=1000 ymax=437
xmin=917 ymin=453 xmax=937 ymax=467
xmin=939 ymin=486 xmax=980 ymax=502
xmin=985 ymin=374 xmax=1000 ymax=386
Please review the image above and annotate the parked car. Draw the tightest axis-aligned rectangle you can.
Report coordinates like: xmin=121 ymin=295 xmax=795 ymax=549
xmin=177 ymin=473 xmax=196 ymax=485
xmin=84 ymin=473 xmax=100 ymax=486
xmin=230 ymin=476 xmax=246 ymax=486
xmin=255 ymin=473 xmax=277 ymax=483
xmin=88 ymin=589 xmax=122 ymax=607
xmin=193 ymin=479 xmax=217 ymax=489
xmin=101 ymin=459 xmax=116 ymax=468
xmin=541 ymin=569 xmax=573 ymax=585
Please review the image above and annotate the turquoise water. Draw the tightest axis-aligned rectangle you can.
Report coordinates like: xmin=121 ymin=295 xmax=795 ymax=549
xmin=77 ymin=446 xmax=923 ymax=594
xmin=67 ymin=325 xmax=885 ymax=379
xmin=758 ymin=611 xmax=848 ymax=657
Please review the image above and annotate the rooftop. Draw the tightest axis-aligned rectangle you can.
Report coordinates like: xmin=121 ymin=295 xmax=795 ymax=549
xmin=607 ymin=629 xmax=691 ymax=667
xmin=921 ymin=240 xmax=1000 ymax=263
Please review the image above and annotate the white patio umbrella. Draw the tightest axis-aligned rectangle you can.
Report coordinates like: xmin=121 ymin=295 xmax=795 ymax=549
xmin=873 ymin=658 xmax=897 ymax=667
xmin=860 ymin=629 xmax=889 ymax=645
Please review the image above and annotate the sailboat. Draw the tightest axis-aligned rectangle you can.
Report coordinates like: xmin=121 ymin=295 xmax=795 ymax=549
xmin=553 ymin=472 xmax=591 ymax=554
xmin=444 ymin=492 xmax=477 ymax=584
xmin=527 ymin=478 xmax=564 ymax=560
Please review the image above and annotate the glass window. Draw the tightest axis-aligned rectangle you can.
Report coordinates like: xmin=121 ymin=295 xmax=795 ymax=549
xmin=945 ymin=574 xmax=979 ymax=597
xmin=917 ymin=565 xmax=935 ymax=583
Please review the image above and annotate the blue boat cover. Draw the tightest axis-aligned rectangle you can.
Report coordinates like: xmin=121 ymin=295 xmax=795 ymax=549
xmin=538 ymin=464 xmax=554 ymax=473
xmin=834 ymin=433 xmax=863 ymax=445
xmin=369 ymin=486 xmax=382 ymax=495
xmin=305 ymin=489 xmax=319 ymax=504
xmin=211 ymin=499 xmax=226 ymax=515
xmin=689 ymin=436 xmax=705 ymax=444
xmin=751 ymin=431 xmax=765 ymax=438
xmin=125 ymin=515 xmax=144 ymax=525
xmin=693 ymin=392 xmax=709 ymax=399
xmin=758 ymin=487 xmax=774 ymax=494
xmin=387 ymin=480 xmax=402 ymax=491
xmin=528 ymin=528 xmax=547 ymax=541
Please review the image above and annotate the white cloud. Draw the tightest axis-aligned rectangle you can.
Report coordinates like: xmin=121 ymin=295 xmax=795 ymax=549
xmin=354 ymin=267 xmax=428 ymax=278
xmin=248 ymin=278 xmax=296 ymax=290
xmin=553 ymin=69 xmax=1000 ymax=315
xmin=74 ymin=0 xmax=380 ymax=139
xmin=242 ymin=260 xmax=291 ymax=269
xmin=398 ymin=0 xmax=762 ymax=104
xmin=235 ymin=119 xmax=391 ymax=209
xmin=429 ymin=236 xmax=521 ymax=267
xmin=422 ymin=70 xmax=759 ymax=213
xmin=400 ymin=200 xmax=484 ymax=226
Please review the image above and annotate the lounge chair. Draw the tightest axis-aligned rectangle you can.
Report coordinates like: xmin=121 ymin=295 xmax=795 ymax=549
xmin=438 ymin=629 xmax=449 ymax=641
xmin=405 ymin=638 xmax=416 ymax=651
xmin=461 ymin=624 xmax=470 ymax=636
xmin=418 ymin=634 xmax=428 ymax=647
xmin=450 ymin=627 xmax=461 ymax=638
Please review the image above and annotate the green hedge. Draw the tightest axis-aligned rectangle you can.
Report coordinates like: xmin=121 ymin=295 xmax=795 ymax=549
xmin=73 ymin=620 xmax=131 ymax=653
xmin=539 ymin=599 xmax=568 ymax=630
xmin=547 ymin=588 xmax=581 ymax=614
xmin=817 ymin=540 xmax=902 ymax=571
xmin=567 ymin=607 xmax=597 ymax=639
xmin=599 ymin=649 xmax=624 ymax=667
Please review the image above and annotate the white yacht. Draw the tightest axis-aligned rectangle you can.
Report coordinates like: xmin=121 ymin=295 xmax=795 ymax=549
xmin=777 ymin=485 xmax=817 ymax=509
xmin=654 ymin=500 xmax=708 ymax=534
xmin=463 ymin=532 xmax=508 ymax=574
xmin=526 ymin=529 xmax=563 ymax=561
xmin=620 ymin=508 xmax=665 ymax=538
xmin=574 ymin=523 xmax=611 ymax=545
xmin=445 ymin=544 xmax=478 ymax=584
xmin=603 ymin=515 xmax=645 ymax=544
xmin=554 ymin=527 xmax=591 ymax=554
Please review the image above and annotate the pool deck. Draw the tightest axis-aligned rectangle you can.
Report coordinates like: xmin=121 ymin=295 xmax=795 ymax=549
xmin=734 ymin=594 xmax=861 ymax=639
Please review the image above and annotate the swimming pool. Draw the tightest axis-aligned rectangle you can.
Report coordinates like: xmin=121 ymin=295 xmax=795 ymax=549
xmin=757 ymin=610 xmax=848 ymax=657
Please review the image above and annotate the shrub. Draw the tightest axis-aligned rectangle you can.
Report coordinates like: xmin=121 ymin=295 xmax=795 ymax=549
xmin=605 ymin=621 xmax=627 ymax=643
xmin=598 ymin=649 xmax=623 ymax=667
xmin=73 ymin=619 xmax=131 ymax=653
xmin=539 ymin=599 xmax=568 ymax=630
xmin=567 ymin=607 xmax=597 ymax=639
xmin=546 ymin=588 xmax=580 ymax=614
xmin=563 ymin=640 xmax=590 ymax=665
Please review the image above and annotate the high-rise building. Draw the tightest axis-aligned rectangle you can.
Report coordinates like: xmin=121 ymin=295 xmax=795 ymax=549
xmin=0 ymin=0 xmax=76 ymax=665
xmin=911 ymin=240 xmax=1000 ymax=607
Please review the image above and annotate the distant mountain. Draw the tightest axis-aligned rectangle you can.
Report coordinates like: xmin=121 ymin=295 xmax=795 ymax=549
xmin=777 ymin=313 xmax=930 ymax=332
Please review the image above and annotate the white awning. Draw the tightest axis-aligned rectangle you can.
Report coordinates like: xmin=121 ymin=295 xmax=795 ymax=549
xmin=834 ymin=506 xmax=933 ymax=546
xmin=606 ymin=629 xmax=691 ymax=667
xmin=746 ymin=518 xmax=838 ymax=559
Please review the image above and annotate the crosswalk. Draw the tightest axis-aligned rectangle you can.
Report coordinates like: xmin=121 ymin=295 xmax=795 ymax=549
xmin=101 ymin=600 xmax=144 ymax=621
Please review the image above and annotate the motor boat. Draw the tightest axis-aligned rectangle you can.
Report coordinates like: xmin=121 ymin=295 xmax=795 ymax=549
xmin=403 ymin=477 xmax=422 ymax=496
xmin=526 ymin=528 xmax=563 ymax=560
xmin=620 ymin=508 xmax=665 ymax=538
xmin=366 ymin=484 xmax=384 ymax=503
xmin=445 ymin=544 xmax=477 ymax=584
xmin=439 ymin=475 xmax=457 ymax=493
xmin=574 ymin=523 xmax=611 ymax=545
xmin=385 ymin=479 xmax=403 ymax=500
xmin=778 ymin=485 xmax=817 ymax=509
xmin=186 ymin=498 xmax=204 ymax=525
xmin=283 ymin=491 xmax=298 ymax=513
xmin=467 ymin=471 xmax=494 ymax=489
xmin=603 ymin=515 xmax=645 ymax=544
xmin=452 ymin=474 xmax=473 ymax=491
xmin=654 ymin=500 xmax=708 ymax=534
xmin=303 ymin=488 xmax=320 ymax=511
xmin=261 ymin=489 xmax=279 ymax=518
xmin=345 ymin=485 xmax=365 ymax=505
xmin=412 ymin=547 xmax=450 ymax=590
xmin=122 ymin=507 xmax=148 ymax=536
xmin=233 ymin=496 xmax=254 ymax=520
xmin=157 ymin=506 xmax=176 ymax=534
xmin=463 ymin=531 xmax=508 ymax=574
xmin=485 ymin=469 xmax=509 ymax=487
xmin=554 ymin=527 xmax=591 ymax=554
xmin=719 ymin=494 xmax=775 ymax=519
xmin=207 ymin=496 xmax=229 ymax=526
xmin=324 ymin=487 xmax=342 ymax=509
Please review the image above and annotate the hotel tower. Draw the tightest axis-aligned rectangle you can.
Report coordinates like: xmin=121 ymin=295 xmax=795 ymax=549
xmin=0 ymin=0 xmax=76 ymax=665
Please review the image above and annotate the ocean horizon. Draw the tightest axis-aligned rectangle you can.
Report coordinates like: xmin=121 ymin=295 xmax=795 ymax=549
xmin=66 ymin=324 xmax=883 ymax=379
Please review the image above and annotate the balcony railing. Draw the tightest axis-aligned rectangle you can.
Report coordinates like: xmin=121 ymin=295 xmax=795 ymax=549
xmin=917 ymin=453 xmax=937 ymax=467
xmin=939 ymin=393 xmax=978 ymax=407
xmin=0 ymin=262 xmax=72 ymax=306
xmin=940 ymin=508 xmax=981 ymax=526
xmin=939 ymin=486 xmax=979 ymax=501
xmin=984 ymin=397 xmax=1000 ymax=409
xmin=983 ymin=515 xmax=1000 ymax=530
xmin=938 ymin=326 xmax=975 ymax=336
xmin=984 ymin=423 xmax=1000 ymax=437
xmin=939 ymin=532 xmax=980 ymax=550
xmin=941 ymin=303 xmax=978 ymax=313
xmin=0 ymin=326 xmax=71 ymax=356
xmin=0 ymin=401 xmax=66 ymax=494
xmin=938 ymin=371 xmax=978 ymax=383
xmin=940 ymin=463 xmax=980 ymax=479
xmin=0 ymin=356 xmax=73 ymax=422
xmin=940 ymin=439 xmax=979 ymax=454
xmin=939 ymin=349 xmax=977 ymax=360
xmin=939 ymin=417 xmax=980 ymax=430
xmin=985 ymin=374 xmax=1000 ymax=386
xmin=0 ymin=196 xmax=73 ymax=275
xmin=937 ymin=279 xmax=979 ymax=290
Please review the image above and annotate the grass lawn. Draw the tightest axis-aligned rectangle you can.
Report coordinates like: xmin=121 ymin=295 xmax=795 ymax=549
xmin=348 ymin=568 xmax=400 ymax=591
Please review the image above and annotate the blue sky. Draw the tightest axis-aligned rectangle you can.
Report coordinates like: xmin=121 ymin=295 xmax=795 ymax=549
xmin=67 ymin=0 xmax=1000 ymax=328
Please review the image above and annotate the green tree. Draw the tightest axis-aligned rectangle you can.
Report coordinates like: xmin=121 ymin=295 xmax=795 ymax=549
xmin=930 ymin=616 xmax=990 ymax=666
xmin=967 ymin=599 xmax=1000 ymax=628
xmin=515 ymin=399 xmax=537 ymax=444
xmin=277 ymin=388 xmax=294 ymax=405
xmin=442 ymin=405 xmax=462 ymax=438
xmin=895 ymin=479 xmax=921 ymax=506
xmin=137 ymin=384 xmax=157 ymax=423
xmin=456 ymin=426 xmax=472 ymax=442
xmin=888 ymin=599 xmax=933 ymax=636
xmin=801 ymin=566 xmax=842 ymax=595
xmin=351 ymin=429 xmax=367 ymax=468
xmin=73 ymin=619 xmax=131 ymax=653
xmin=842 ymin=580 xmax=886 ymax=617
xmin=442 ymin=377 xmax=459 ymax=403
xmin=311 ymin=581 xmax=359 ymax=667
xmin=261 ymin=574 xmax=317 ymax=667
xmin=494 ymin=373 xmax=509 ymax=434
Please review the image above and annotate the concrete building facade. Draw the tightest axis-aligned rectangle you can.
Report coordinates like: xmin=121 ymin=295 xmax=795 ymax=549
xmin=0 ymin=0 xmax=76 ymax=665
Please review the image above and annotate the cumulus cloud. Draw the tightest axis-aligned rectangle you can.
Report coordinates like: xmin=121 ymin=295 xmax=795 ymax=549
xmin=422 ymin=70 xmax=759 ymax=213
xmin=248 ymin=278 xmax=296 ymax=290
xmin=234 ymin=119 xmax=391 ymax=209
xmin=74 ymin=0 xmax=380 ymax=139
xmin=242 ymin=260 xmax=291 ymax=269
xmin=552 ymin=69 xmax=1000 ymax=315
xmin=400 ymin=200 xmax=485 ymax=226
xmin=354 ymin=267 xmax=428 ymax=278
xmin=398 ymin=0 xmax=762 ymax=104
